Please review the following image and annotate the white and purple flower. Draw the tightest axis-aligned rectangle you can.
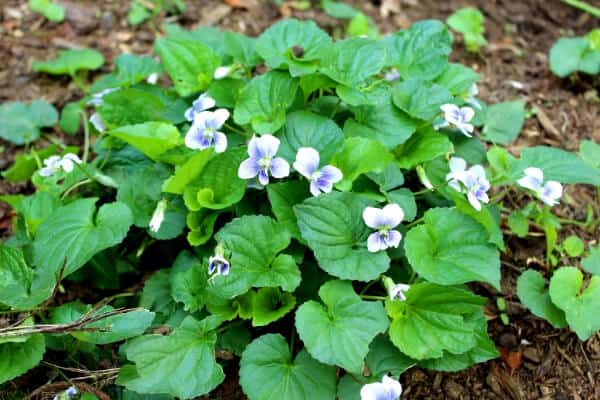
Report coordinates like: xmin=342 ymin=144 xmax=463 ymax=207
xmin=90 ymin=112 xmax=105 ymax=132
xmin=214 ymin=66 xmax=233 ymax=80
xmin=52 ymin=385 xmax=77 ymax=400
xmin=362 ymin=204 xmax=404 ymax=253
xmin=149 ymin=199 xmax=167 ymax=232
xmin=465 ymin=84 xmax=482 ymax=109
xmin=293 ymin=147 xmax=343 ymax=196
xmin=184 ymin=93 xmax=216 ymax=122
xmin=39 ymin=153 xmax=82 ymax=177
xmin=384 ymin=67 xmax=400 ymax=82
xmin=517 ymin=167 xmax=562 ymax=206
xmin=389 ymin=283 xmax=410 ymax=301
xmin=360 ymin=375 xmax=403 ymax=400
xmin=446 ymin=157 xmax=490 ymax=211
xmin=208 ymin=245 xmax=230 ymax=277
xmin=436 ymin=104 xmax=475 ymax=137
xmin=238 ymin=134 xmax=290 ymax=186
xmin=184 ymin=109 xmax=230 ymax=153
xmin=146 ymin=72 xmax=160 ymax=84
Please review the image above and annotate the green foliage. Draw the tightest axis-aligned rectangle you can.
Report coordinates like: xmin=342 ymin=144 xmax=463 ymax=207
xmin=517 ymin=269 xmax=567 ymax=328
xmin=482 ymin=101 xmax=525 ymax=144
xmin=28 ymin=0 xmax=64 ymax=22
xmin=32 ymin=49 xmax=104 ymax=76
xmin=549 ymin=34 xmax=600 ymax=77
xmin=446 ymin=8 xmax=487 ymax=52
xmin=0 ymin=100 xmax=58 ymax=144
xmin=0 ymin=334 xmax=45 ymax=384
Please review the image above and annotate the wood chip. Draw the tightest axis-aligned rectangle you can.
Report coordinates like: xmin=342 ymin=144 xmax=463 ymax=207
xmin=534 ymin=105 xmax=561 ymax=139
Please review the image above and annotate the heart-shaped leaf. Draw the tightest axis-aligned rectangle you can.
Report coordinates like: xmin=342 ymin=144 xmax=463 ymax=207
xmin=517 ymin=269 xmax=567 ymax=328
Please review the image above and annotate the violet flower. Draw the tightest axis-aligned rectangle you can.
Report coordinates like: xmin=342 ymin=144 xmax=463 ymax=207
xmin=436 ymin=104 xmax=475 ymax=137
xmin=360 ymin=375 xmax=403 ymax=400
xmin=238 ymin=134 xmax=290 ymax=186
xmin=293 ymin=147 xmax=343 ymax=196
xmin=517 ymin=167 xmax=562 ymax=206
xmin=184 ymin=109 xmax=230 ymax=153
xmin=39 ymin=153 xmax=82 ymax=177
xmin=184 ymin=93 xmax=216 ymax=122
xmin=362 ymin=204 xmax=404 ymax=253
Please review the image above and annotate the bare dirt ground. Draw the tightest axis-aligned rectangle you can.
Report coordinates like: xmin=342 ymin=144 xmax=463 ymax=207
xmin=1 ymin=0 xmax=600 ymax=398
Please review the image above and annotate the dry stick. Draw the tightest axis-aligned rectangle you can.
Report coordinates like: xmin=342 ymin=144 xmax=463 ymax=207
xmin=561 ymin=0 xmax=600 ymax=18
xmin=555 ymin=345 xmax=585 ymax=376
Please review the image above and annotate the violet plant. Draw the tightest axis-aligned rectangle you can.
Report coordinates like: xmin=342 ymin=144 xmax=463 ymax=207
xmin=1 ymin=16 xmax=600 ymax=400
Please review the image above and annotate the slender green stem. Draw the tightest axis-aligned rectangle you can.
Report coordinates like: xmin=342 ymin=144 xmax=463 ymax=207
xmin=561 ymin=0 xmax=600 ymax=18
xmin=405 ymin=217 xmax=424 ymax=229
xmin=359 ymin=295 xmax=387 ymax=301
xmin=215 ymin=319 xmax=245 ymax=334
xmin=79 ymin=110 xmax=90 ymax=163
xmin=491 ymin=188 xmax=510 ymax=203
xmin=224 ymin=122 xmax=250 ymax=137
xmin=61 ymin=179 xmax=92 ymax=200
xmin=360 ymin=278 xmax=379 ymax=295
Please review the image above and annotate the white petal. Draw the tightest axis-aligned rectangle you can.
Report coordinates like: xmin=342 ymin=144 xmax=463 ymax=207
xmin=382 ymin=375 xmax=403 ymax=398
xmin=211 ymin=108 xmax=230 ymax=128
xmin=367 ymin=232 xmax=384 ymax=253
xmin=382 ymin=204 xmax=404 ymax=228
xmin=460 ymin=106 xmax=475 ymax=122
xmin=449 ymin=157 xmax=467 ymax=174
xmin=214 ymin=66 xmax=232 ymax=79
xmin=213 ymin=131 xmax=228 ymax=153
xmin=363 ymin=207 xmax=385 ymax=229
xmin=320 ymin=165 xmax=343 ymax=184
xmin=146 ymin=72 xmax=159 ymax=84
xmin=309 ymin=181 xmax=322 ymax=197
xmin=60 ymin=159 xmax=75 ymax=172
xmin=258 ymin=134 xmax=281 ymax=157
xmin=524 ymin=167 xmax=544 ymax=183
xmin=90 ymin=113 xmax=105 ymax=132
xmin=238 ymin=158 xmax=259 ymax=179
xmin=468 ymin=165 xmax=487 ymax=181
xmin=387 ymin=230 xmax=403 ymax=248
xmin=360 ymin=382 xmax=385 ymax=400
xmin=191 ymin=111 xmax=212 ymax=129
xmin=457 ymin=123 xmax=474 ymax=137
xmin=440 ymin=103 xmax=459 ymax=115
xmin=467 ymin=192 xmax=482 ymax=211
xmin=517 ymin=173 xmax=542 ymax=192
xmin=39 ymin=166 xmax=55 ymax=177
xmin=194 ymin=93 xmax=216 ymax=111
xmin=540 ymin=181 xmax=562 ymax=205
xmin=269 ymin=157 xmax=290 ymax=179
xmin=63 ymin=153 xmax=81 ymax=164
xmin=43 ymin=155 xmax=61 ymax=167
xmin=293 ymin=147 xmax=320 ymax=178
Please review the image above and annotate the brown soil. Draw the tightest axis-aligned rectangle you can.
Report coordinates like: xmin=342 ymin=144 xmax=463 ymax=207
xmin=1 ymin=0 xmax=600 ymax=399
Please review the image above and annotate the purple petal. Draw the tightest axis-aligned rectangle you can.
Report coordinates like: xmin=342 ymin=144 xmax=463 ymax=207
xmin=269 ymin=157 xmax=290 ymax=179
xmin=248 ymin=134 xmax=280 ymax=159
xmin=219 ymin=261 xmax=230 ymax=276
xmin=313 ymin=178 xmax=334 ymax=195
xmin=238 ymin=158 xmax=260 ymax=179
xmin=309 ymin=180 xmax=323 ymax=197
xmin=258 ymin=169 xmax=270 ymax=185
xmin=193 ymin=93 xmax=216 ymax=112
xmin=367 ymin=232 xmax=384 ymax=253
xmin=185 ymin=126 xmax=210 ymax=150
xmin=293 ymin=147 xmax=320 ymax=178
xmin=381 ymin=204 xmax=404 ymax=228
xmin=320 ymin=165 xmax=343 ymax=184
xmin=360 ymin=382 xmax=388 ymax=400
xmin=184 ymin=107 xmax=196 ymax=122
xmin=208 ymin=258 xmax=218 ymax=275
xmin=382 ymin=375 xmax=403 ymax=398
xmin=206 ymin=108 xmax=230 ymax=129
xmin=467 ymin=192 xmax=482 ymax=211
xmin=213 ymin=131 xmax=228 ymax=153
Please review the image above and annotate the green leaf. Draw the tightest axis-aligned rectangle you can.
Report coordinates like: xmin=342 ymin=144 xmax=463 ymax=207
xmin=345 ymin=96 xmax=418 ymax=149
xmin=404 ymin=208 xmax=501 ymax=289
xmin=386 ymin=283 xmax=485 ymax=359
xmin=321 ymin=0 xmax=359 ymax=19
xmin=394 ymin=127 xmax=453 ymax=169
xmin=251 ymin=287 xmax=296 ymax=327
xmin=170 ymin=253 xmax=209 ymax=312
xmin=33 ymin=198 xmax=133 ymax=278
xmin=366 ymin=335 xmax=415 ymax=376
xmin=482 ymin=101 xmax=525 ymax=144
xmin=0 ymin=334 xmax=45 ymax=384
xmin=507 ymin=210 xmax=529 ymax=237
xmin=163 ymin=150 xmax=213 ymax=194
xmin=32 ymin=49 xmax=104 ymax=75
xmin=367 ymin=163 xmax=405 ymax=192
xmin=224 ymin=31 xmax=261 ymax=67
xmin=109 ymin=122 xmax=181 ymax=161
xmin=580 ymin=140 xmax=600 ymax=168
xmin=336 ymin=81 xmax=389 ymax=106
xmin=99 ymin=86 xmax=188 ymax=127
xmin=549 ymin=267 xmax=600 ymax=340
xmin=278 ymin=110 xmax=344 ymax=164
xmin=208 ymin=215 xmax=299 ymax=298
xmin=207 ymin=78 xmax=245 ymax=108
xmin=239 ymin=333 xmax=337 ymax=400
xmin=418 ymin=313 xmax=498 ymax=371
xmin=183 ymin=148 xmax=247 ymax=211
xmin=582 ymin=244 xmax=600 ymax=275
xmin=186 ymin=209 xmax=219 ymax=246
xmin=2 ymin=144 xmax=59 ymax=182
xmin=217 ymin=323 xmax=251 ymax=356
xmin=321 ymin=37 xmax=385 ymax=87
xmin=28 ymin=0 xmax=65 ymax=21
xmin=392 ymin=80 xmax=453 ymax=121
xmin=50 ymin=301 xmax=155 ymax=344
xmin=435 ymin=63 xmax=480 ymax=95
xmin=331 ymin=137 xmax=393 ymax=191
xmin=234 ymin=71 xmax=299 ymax=133
xmin=154 ymin=38 xmax=220 ymax=97
xmin=128 ymin=0 xmax=151 ymax=25
xmin=59 ymin=102 xmax=82 ymax=135
xmin=92 ymin=54 xmax=162 ymax=91
xmin=549 ymin=37 xmax=600 ymax=77
xmin=517 ymin=269 xmax=567 ymax=328
xmin=295 ymin=280 xmax=389 ymax=373
xmin=119 ymin=316 xmax=224 ymax=398
xmin=446 ymin=7 xmax=487 ymax=52
xmin=346 ymin=12 xmax=378 ymax=39
xmin=387 ymin=188 xmax=417 ymax=222
xmin=385 ymin=20 xmax=452 ymax=81
xmin=206 ymin=292 xmax=253 ymax=321
xmin=267 ymin=181 xmax=309 ymax=240
xmin=511 ymin=146 xmax=600 ymax=185
xmin=0 ymin=245 xmax=33 ymax=309
xmin=294 ymin=192 xmax=390 ymax=281
xmin=256 ymin=18 xmax=332 ymax=77
xmin=0 ymin=100 xmax=58 ymax=144
xmin=563 ymin=236 xmax=584 ymax=257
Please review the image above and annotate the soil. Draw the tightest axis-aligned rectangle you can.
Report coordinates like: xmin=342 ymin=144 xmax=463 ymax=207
xmin=1 ymin=0 xmax=600 ymax=399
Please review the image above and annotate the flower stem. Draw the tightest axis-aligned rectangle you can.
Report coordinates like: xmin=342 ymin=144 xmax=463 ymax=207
xmin=359 ymin=295 xmax=387 ymax=301
xmin=79 ymin=110 xmax=90 ymax=163
xmin=405 ymin=217 xmax=424 ymax=229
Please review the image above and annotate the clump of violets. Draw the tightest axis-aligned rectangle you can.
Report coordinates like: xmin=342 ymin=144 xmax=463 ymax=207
xmin=208 ymin=244 xmax=230 ymax=278
xmin=238 ymin=134 xmax=290 ymax=186
xmin=436 ymin=103 xmax=475 ymax=137
xmin=184 ymin=109 xmax=230 ymax=153
xmin=293 ymin=147 xmax=343 ymax=196
xmin=360 ymin=375 xmax=402 ymax=400
xmin=39 ymin=153 xmax=82 ymax=177
xmin=185 ymin=93 xmax=216 ymax=122
xmin=149 ymin=199 xmax=167 ymax=233
xmin=518 ymin=167 xmax=563 ymax=206
xmin=362 ymin=204 xmax=404 ymax=253
xmin=446 ymin=157 xmax=490 ymax=211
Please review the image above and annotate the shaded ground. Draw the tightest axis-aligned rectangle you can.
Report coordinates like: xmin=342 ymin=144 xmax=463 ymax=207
xmin=1 ymin=0 xmax=600 ymax=399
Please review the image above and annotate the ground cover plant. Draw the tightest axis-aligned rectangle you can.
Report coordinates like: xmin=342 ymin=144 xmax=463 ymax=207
xmin=1 ymin=4 xmax=600 ymax=399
